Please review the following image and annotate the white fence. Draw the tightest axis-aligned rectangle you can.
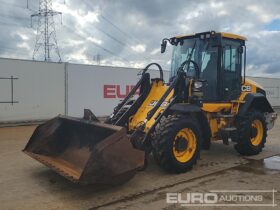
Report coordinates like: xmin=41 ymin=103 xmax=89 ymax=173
xmin=0 ymin=58 xmax=279 ymax=123
xmin=247 ymin=76 xmax=280 ymax=107
xmin=0 ymin=58 xmax=65 ymax=122
xmin=67 ymin=63 xmax=165 ymax=117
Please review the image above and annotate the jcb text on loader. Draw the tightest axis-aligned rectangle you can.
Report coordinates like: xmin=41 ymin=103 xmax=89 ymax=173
xmin=23 ymin=31 xmax=277 ymax=185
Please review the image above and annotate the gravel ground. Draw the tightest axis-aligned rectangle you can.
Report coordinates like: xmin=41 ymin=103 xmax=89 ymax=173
xmin=0 ymin=119 xmax=279 ymax=210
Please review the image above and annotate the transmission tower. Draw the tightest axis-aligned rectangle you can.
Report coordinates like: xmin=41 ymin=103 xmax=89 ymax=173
xmin=31 ymin=0 xmax=62 ymax=62
xmin=94 ymin=53 xmax=102 ymax=65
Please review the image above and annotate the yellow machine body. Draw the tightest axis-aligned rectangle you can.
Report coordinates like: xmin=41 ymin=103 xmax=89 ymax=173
xmin=199 ymin=79 xmax=260 ymax=140
xmin=129 ymin=80 xmax=173 ymax=132
xmin=128 ymin=78 xmax=261 ymax=141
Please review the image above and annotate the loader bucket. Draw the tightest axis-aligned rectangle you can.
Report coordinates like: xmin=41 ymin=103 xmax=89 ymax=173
xmin=23 ymin=115 xmax=144 ymax=185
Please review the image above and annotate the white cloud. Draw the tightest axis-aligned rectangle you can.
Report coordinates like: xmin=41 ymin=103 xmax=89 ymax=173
xmin=87 ymin=37 xmax=103 ymax=45
xmin=150 ymin=48 xmax=160 ymax=55
xmin=66 ymin=47 xmax=91 ymax=64
xmin=217 ymin=10 xmax=228 ymax=17
xmin=63 ymin=39 xmax=84 ymax=46
xmin=131 ymin=61 xmax=146 ymax=68
xmin=17 ymin=33 xmax=29 ymax=41
xmin=210 ymin=1 xmax=223 ymax=8
xmin=131 ymin=44 xmax=146 ymax=53
xmin=53 ymin=2 xmax=99 ymax=27
xmin=17 ymin=42 xmax=30 ymax=50
xmin=246 ymin=5 xmax=271 ymax=23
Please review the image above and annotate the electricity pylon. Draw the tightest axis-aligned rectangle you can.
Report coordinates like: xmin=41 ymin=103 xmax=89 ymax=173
xmin=31 ymin=0 xmax=62 ymax=62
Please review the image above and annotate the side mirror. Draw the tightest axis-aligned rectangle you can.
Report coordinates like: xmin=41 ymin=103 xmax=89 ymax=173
xmin=161 ymin=40 xmax=167 ymax=53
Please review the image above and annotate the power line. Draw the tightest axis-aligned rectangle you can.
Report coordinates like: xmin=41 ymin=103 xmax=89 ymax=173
xmin=90 ymin=25 xmax=126 ymax=46
xmin=64 ymin=24 xmax=129 ymax=62
xmin=0 ymin=7 xmax=127 ymax=63
xmin=0 ymin=19 xmax=30 ymax=28
xmin=95 ymin=1 xmax=144 ymax=45
xmin=0 ymin=13 xmax=30 ymax=22
xmin=26 ymin=0 xmax=41 ymax=13
xmin=99 ymin=14 xmax=153 ymax=63
xmin=99 ymin=13 xmax=143 ymax=44
xmin=0 ymin=0 xmax=149 ymax=64
xmin=80 ymin=0 xmax=136 ymax=44
xmin=59 ymin=0 xmax=151 ymax=64
xmin=0 ymin=0 xmax=36 ymax=15
xmin=59 ymin=0 xmax=126 ymax=47
xmin=79 ymin=0 xmax=151 ymax=62
xmin=27 ymin=0 xmax=65 ymax=12
xmin=63 ymin=24 xmax=129 ymax=62
xmin=0 ymin=0 xmax=28 ymax=9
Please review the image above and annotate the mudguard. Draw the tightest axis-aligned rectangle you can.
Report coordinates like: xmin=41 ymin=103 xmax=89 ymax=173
xmin=169 ymin=103 xmax=211 ymax=149
xmin=238 ymin=93 xmax=274 ymax=116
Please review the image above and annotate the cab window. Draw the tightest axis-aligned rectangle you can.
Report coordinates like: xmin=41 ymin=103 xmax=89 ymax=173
xmin=223 ymin=44 xmax=241 ymax=72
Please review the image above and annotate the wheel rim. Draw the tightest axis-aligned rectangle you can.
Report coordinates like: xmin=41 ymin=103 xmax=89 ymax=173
xmin=173 ymin=128 xmax=197 ymax=163
xmin=250 ymin=119 xmax=263 ymax=146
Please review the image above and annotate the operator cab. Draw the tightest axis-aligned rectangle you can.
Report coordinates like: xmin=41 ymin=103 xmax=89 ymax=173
xmin=163 ymin=31 xmax=247 ymax=102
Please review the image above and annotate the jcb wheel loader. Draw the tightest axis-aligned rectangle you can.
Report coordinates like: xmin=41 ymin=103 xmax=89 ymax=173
xmin=23 ymin=31 xmax=277 ymax=184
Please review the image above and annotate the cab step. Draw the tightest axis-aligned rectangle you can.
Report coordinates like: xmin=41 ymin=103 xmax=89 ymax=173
xmin=221 ymin=127 xmax=237 ymax=131
xmin=217 ymin=114 xmax=235 ymax=118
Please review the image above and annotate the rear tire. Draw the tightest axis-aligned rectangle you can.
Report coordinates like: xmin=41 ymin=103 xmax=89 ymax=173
xmin=152 ymin=115 xmax=202 ymax=173
xmin=234 ymin=110 xmax=267 ymax=156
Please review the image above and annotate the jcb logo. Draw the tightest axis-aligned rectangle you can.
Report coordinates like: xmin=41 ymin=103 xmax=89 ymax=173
xmin=149 ymin=100 xmax=169 ymax=107
xmin=241 ymin=85 xmax=251 ymax=92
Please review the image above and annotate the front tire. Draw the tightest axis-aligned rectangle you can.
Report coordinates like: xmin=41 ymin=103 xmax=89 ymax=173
xmin=152 ymin=115 xmax=202 ymax=173
xmin=234 ymin=110 xmax=267 ymax=156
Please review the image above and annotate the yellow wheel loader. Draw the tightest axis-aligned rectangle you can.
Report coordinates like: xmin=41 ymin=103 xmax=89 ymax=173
xmin=23 ymin=31 xmax=277 ymax=184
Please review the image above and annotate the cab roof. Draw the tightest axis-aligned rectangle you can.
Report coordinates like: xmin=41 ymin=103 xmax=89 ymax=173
xmin=175 ymin=31 xmax=247 ymax=41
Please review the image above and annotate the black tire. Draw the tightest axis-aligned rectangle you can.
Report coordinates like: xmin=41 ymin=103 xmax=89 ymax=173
xmin=202 ymin=136 xmax=211 ymax=150
xmin=234 ymin=110 xmax=267 ymax=156
xmin=151 ymin=114 xmax=202 ymax=173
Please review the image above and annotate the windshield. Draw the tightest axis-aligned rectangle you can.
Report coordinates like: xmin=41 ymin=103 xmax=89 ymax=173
xmin=170 ymin=38 xmax=218 ymax=79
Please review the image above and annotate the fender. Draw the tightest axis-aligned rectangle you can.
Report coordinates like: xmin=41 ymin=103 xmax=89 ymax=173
xmin=170 ymin=103 xmax=211 ymax=149
xmin=238 ymin=93 xmax=274 ymax=116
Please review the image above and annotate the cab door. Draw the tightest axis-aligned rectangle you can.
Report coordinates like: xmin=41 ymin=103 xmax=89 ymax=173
xmin=221 ymin=39 xmax=243 ymax=101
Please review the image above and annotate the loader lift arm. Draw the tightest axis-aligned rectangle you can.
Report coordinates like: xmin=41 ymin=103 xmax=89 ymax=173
xmin=106 ymin=63 xmax=164 ymax=126
xmin=130 ymin=55 xmax=201 ymax=151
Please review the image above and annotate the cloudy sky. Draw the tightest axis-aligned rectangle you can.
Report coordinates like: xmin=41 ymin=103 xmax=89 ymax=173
xmin=0 ymin=0 xmax=280 ymax=77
